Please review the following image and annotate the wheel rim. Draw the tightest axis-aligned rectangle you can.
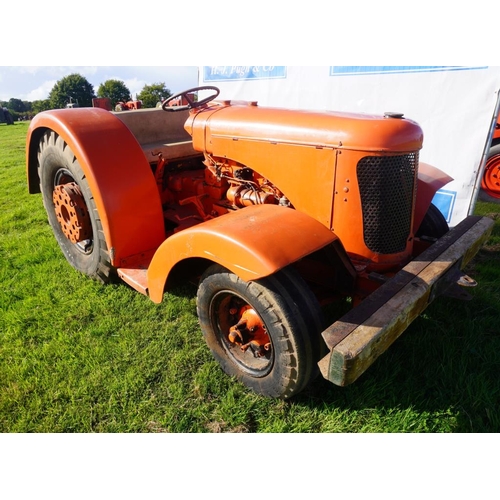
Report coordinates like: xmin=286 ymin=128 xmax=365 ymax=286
xmin=53 ymin=170 xmax=93 ymax=253
xmin=210 ymin=291 xmax=274 ymax=377
xmin=481 ymin=152 xmax=500 ymax=199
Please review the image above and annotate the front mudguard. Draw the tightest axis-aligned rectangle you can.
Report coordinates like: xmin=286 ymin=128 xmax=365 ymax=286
xmin=413 ymin=162 xmax=453 ymax=232
xmin=147 ymin=204 xmax=353 ymax=303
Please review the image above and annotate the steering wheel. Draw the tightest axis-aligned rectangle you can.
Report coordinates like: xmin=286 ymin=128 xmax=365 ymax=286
xmin=161 ymin=86 xmax=220 ymax=112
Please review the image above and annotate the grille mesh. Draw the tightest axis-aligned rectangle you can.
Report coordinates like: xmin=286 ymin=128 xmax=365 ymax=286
xmin=357 ymin=153 xmax=418 ymax=254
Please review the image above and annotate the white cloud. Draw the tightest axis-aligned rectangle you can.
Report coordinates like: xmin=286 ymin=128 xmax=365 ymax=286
xmin=26 ymin=80 xmax=58 ymax=101
xmin=122 ymin=78 xmax=148 ymax=99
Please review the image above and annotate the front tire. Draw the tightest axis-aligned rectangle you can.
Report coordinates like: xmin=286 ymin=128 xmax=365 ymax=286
xmin=197 ymin=264 xmax=323 ymax=399
xmin=416 ymin=202 xmax=449 ymax=240
xmin=38 ymin=130 xmax=114 ymax=282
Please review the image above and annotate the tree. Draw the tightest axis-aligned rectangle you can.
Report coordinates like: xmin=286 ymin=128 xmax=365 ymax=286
xmin=48 ymin=73 xmax=96 ymax=109
xmin=97 ymin=79 xmax=132 ymax=108
xmin=8 ymin=98 xmax=26 ymax=112
xmin=137 ymin=82 xmax=172 ymax=108
xmin=32 ymin=100 xmax=51 ymax=114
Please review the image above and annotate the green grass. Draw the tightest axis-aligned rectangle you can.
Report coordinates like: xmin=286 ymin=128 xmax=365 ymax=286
xmin=1 ymin=121 xmax=499 ymax=433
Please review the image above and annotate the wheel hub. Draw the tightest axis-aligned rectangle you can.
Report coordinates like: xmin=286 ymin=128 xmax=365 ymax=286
xmin=53 ymin=182 xmax=92 ymax=243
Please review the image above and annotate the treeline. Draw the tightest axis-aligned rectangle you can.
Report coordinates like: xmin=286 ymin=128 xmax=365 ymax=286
xmin=0 ymin=98 xmax=37 ymax=121
xmin=1 ymin=73 xmax=173 ymax=121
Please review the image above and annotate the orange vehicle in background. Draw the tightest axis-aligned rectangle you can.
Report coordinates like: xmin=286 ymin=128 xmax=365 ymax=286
xmin=481 ymin=116 xmax=500 ymax=199
xmin=26 ymin=86 xmax=493 ymax=398
xmin=92 ymin=96 xmax=142 ymax=112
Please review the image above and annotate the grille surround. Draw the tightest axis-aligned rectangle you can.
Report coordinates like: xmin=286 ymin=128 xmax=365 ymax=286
xmin=357 ymin=153 xmax=418 ymax=254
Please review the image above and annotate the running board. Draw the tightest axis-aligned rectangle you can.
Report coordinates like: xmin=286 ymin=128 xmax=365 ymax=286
xmin=117 ymin=268 xmax=149 ymax=296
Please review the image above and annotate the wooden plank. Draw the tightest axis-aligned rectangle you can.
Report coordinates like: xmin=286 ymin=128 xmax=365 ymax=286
xmin=321 ymin=216 xmax=486 ymax=350
xmin=318 ymin=215 xmax=494 ymax=386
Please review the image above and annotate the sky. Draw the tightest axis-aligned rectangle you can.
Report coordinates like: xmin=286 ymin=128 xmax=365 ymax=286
xmin=2 ymin=0 xmax=497 ymax=105
xmin=0 ymin=66 xmax=200 ymax=103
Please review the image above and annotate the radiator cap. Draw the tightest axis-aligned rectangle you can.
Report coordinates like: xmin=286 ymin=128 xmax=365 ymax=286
xmin=384 ymin=112 xmax=405 ymax=119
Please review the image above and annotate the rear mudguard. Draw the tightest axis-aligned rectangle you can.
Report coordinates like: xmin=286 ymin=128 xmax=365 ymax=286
xmin=147 ymin=204 xmax=348 ymax=303
xmin=414 ymin=162 xmax=453 ymax=231
xmin=26 ymin=108 xmax=165 ymax=266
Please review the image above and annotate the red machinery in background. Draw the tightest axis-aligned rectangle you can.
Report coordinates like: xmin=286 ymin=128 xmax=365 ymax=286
xmin=481 ymin=116 xmax=500 ymax=199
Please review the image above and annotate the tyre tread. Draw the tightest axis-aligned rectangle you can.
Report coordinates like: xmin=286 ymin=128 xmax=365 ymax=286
xmin=197 ymin=264 xmax=322 ymax=398
xmin=37 ymin=130 xmax=115 ymax=283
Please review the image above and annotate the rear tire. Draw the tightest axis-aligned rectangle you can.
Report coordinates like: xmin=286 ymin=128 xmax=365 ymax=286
xmin=197 ymin=264 xmax=322 ymax=399
xmin=37 ymin=130 xmax=115 ymax=283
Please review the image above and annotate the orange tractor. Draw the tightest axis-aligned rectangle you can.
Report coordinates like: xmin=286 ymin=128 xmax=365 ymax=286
xmin=114 ymin=99 xmax=142 ymax=112
xmin=26 ymin=86 xmax=493 ymax=398
xmin=92 ymin=96 xmax=143 ymax=112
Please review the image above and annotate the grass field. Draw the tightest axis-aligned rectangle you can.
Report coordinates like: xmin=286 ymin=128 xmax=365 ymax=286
xmin=1 ymin=121 xmax=499 ymax=433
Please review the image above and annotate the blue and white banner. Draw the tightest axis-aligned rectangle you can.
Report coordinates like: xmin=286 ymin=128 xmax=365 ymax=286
xmin=329 ymin=66 xmax=486 ymax=76
xmin=204 ymin=66 xmax=286 ymax=82
xmin=199 ymin=66 xmax=500 ymax=226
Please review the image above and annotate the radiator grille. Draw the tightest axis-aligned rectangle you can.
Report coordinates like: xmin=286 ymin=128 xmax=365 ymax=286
xmin=357 ymin=153 xmax=418 ymax=254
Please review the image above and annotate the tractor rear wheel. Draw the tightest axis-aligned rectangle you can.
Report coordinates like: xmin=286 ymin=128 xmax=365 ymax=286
xmin=197 ymin=264 xmax=323 ymax=399
xmin=37 ymin=131 xmax=115 ymax=283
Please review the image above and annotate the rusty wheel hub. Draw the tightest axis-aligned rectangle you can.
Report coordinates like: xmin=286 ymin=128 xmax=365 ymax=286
xmin=211 ymin=291 xmax=274 ymax=376
xmin=228 ymin=305 xmax=271 ymax=357
xmin=53 ymin=182 xmax=92 ymax=243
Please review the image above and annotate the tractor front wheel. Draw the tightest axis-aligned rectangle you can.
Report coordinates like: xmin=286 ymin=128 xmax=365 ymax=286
xmin=416 ymin=202 xmax=449 ymax=241
xmin=197 ymin=264 xmax=322 ymax=399
xmin=37 ymin=130 xmax=114 ymax=283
